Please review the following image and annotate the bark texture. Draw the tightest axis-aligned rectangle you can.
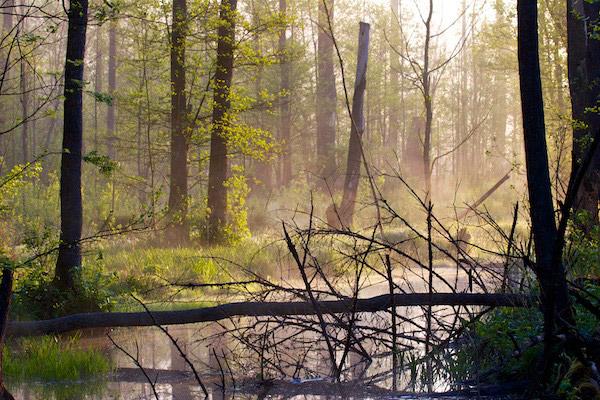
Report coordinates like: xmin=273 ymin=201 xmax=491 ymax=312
xmin=206 ymin=0 xmax=237 ymax=243
xmin=8 ymin=293 xmax=531 ymax=337
xmin=335 ymin=22 xmax=370 ymax=228
xmin=0 ymin=269 xmax=14 ymax=400
xmin=517 ymin=0 xmax=573 ymax=380
xmin=167 ymin=0 xmax=190 ymax=243
xmin=55 ymin=0 xmax=89 ymax=290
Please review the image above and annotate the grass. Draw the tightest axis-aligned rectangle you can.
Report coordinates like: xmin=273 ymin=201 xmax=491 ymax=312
xmin=113 ymin=299 xmax=216 ymax=312
xmin=90 ymin=237 xmax=287 ymax=295
xmin=4 ymin=336 xmax=112 ymax=382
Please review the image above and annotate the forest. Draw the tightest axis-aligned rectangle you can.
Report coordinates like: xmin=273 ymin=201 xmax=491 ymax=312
xmin=0 ymin=0 xmax=599 ymax=398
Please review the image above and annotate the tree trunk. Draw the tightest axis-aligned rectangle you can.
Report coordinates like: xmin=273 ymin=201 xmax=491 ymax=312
xmin=334 ymin=22 xmax=370 ymax=228
xmin=206 ymin=0 xmax=237 ymax=244
xmin=388 ymin=0 xmax=401 ymax=155
xmin=567 ymin=0 xmax=595 ymax=225
xmin=0 ymin=0 xmax=15 ymax=172
xmin=167 ymin=0 xmax=190 ymax=244
xmin=316 ymin=0 xmax=336 ymax=187
xmin=516 ymin=0 xmax=573 ymax=382
xmin=580 ymin=1 xmax=600 ymax=226
xmin=8 ymin=293 xmax=532 ymax=337
xmin=422 ymin=0 xmax=433 ymax=199
xmin=279 ymin=0 xmax=292 ymax=186
xmin=106 ymin=19 xmax=117 ymax=159
xmin=0 ymin=269 xmax=14 ymax=400
xmin=94 ymin=25 xmax=103 ymax=153
xmin=20 ymin=25 xmax=29 ymax=164
xmin=55 ymin=0 xmax=89 ymax=290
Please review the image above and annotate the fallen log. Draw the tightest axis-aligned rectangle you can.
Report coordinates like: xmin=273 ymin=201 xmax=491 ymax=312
xmin=7 ymin=293 xmax=533 ymax=337
xmin=459 ymin=170 xmax=512 ymax=219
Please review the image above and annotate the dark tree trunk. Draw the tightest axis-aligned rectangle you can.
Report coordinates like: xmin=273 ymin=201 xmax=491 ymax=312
xmin=568 ymin=0 xmax=598 ymax=226
xmin=316 ymin=0 xmax=337 ymax=187
xmin=206 ymin=0 xmax=237 ymax=244
xmin=334 ymin=22 xmax=369 ymax=228
xmin=106 ymin=19 xmax=116 ymax=159
xmin=580 ymin=0 xmax=600 ymax=225
xmin=279 ymin=0 xmax=292 ymax=186
xmin=0 ymin=269 xmax=14 ymax=400
xmin=167 ymin=0 xmax=190 ymax=244
xmin=516 ymin=0 xmax=573 ymax=382
xmin=55 ymin=0 xmax=88 ymax=290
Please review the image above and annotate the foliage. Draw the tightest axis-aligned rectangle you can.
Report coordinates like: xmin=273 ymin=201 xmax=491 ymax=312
xmin=0 ymin=161 xmax=42 ymax=215
xmin=83 ymin=151 xmax=119 ymax=177
xmin=223 ymin=165 xmax=251 ymax=243
xmin=12 ymin=261 xmax=118 ymax=320
xmin=449 ymin=307 xmax=544 ymax=384
xmin=567 ymin=212 xmax=600 ymax=278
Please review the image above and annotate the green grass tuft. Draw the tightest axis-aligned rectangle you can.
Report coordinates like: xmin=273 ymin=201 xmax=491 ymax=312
xmin=4 ymin=336 xmax=112 ymax=382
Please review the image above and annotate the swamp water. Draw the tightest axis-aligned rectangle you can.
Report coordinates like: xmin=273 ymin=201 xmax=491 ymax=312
xmin=7 ymin=266 xmax=519 ymax=400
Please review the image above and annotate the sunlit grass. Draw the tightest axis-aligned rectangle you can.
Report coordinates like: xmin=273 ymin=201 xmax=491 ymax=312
xmin=113 ymin=299 xmax=215 ymax=312
xmin=4 ymin=336 xmax=112 ymax=382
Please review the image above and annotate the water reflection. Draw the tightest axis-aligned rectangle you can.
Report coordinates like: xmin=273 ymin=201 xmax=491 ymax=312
xmin=7 ymin=266 xmax=511 ymax=400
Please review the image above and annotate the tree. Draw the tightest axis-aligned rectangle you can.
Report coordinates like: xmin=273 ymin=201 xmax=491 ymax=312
xmin=567 ymin=0 xmax=600 ymax=227
xmin=106 ymin=19 xmax=117 ymax=160
xmin=279 ymin=0 xmax=292 ymax=186
xmin=206 ymin=0 xmax=238 ymax=244
xmin=0 ymin=269 xmax=14 ymax=400
xmin=167 ymin=0 xmax=190 ymax=243
xmin=55 ymin=0 xmax=89 ymax=290
xmin=392 ymin=0 xmax=470 ymax=200
xmin=516 ymin=0 xmax=573 ymax=382
xmin=335 ymin=22 xmax=370 ymax=228
xmin=316 ymin=0 xmax=337 ymax=187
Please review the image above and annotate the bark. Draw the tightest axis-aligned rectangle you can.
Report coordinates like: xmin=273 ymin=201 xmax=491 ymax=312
xmin=106 ymin=19 xmax=116 ymax=159
xmin=422 ymin=0 xmax=433 ymax=198
xmin=251 ymin=6 xmax=272 ymax=193
xmin=580 ymin=0 xmax=600 ymax=225
xmin=279 ymin=0 xmax=292 ymax=186
xmin=7 ymin=293 xmax=532 ymax=337
xmin=1 ymin=0 xmax=14 ymax=170
xmin=206 ymin=0 xmax=237 ymax=243
xmin=94 ymin=25 xmax=103 ymax=152
xmin=316 ymin=0 xmax=337 ymax=187
xmin=335 ymin=22 xmax=370 ymax=228
xmin=167 ymin=0 xmax=190 ymax=243
xmin=458 ymin=0 xmax=468 ymax=180
xmin=20 ymin=31 xmax=28 ymax=163
xmin=387 ymin=0 xmax=401 ymax=155
xmin=0 ymin=269 xmax=14 ymax=400
xmin=516 ymin=0 xmax=573 ymax=380
xmin=55 ymin=0 xmax=89 ymax=290
xmin=404 ymin=116 xmax=424 ymax=173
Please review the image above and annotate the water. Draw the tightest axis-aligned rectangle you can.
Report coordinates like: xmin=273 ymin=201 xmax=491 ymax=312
xmin=7 ymin=265 xmax=518 ymax=399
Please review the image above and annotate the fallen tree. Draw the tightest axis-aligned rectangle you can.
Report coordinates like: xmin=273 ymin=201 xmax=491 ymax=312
xmin=8 ymin=293 xmax=533 ymax=337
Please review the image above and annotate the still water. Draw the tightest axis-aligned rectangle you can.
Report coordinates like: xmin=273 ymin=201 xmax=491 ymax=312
xmin=7 ymin=266 xmax=517 ymax=399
